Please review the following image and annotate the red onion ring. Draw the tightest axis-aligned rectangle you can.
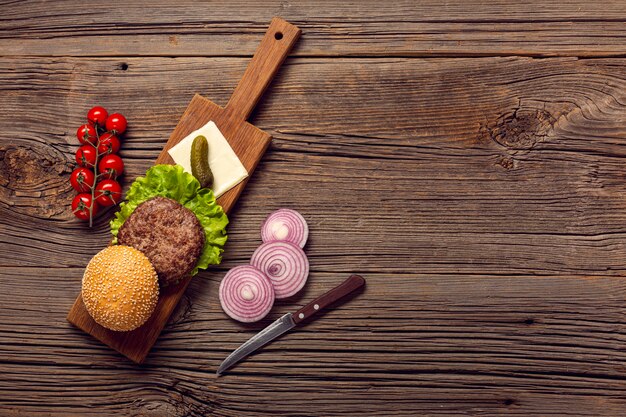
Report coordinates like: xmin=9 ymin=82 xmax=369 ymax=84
xmin=219 ymin=265 xmax=275 ymax=323
xmin=261 ymin=209 xmax=308 ymax=248
xmin=251 ymin=241 xmax=309 ymax=299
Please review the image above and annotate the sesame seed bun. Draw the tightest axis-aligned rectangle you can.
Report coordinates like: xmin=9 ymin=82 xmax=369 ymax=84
xmin=82 ymin=245 xmax=159 ymax=332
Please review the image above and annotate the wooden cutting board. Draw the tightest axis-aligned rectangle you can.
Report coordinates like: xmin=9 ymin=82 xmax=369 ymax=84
xmin=67 ymin=17 xmax=301 ymax=363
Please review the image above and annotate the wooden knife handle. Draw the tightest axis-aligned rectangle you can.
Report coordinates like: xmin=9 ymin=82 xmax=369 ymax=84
xmin=225 ymin=17 xmax=301 ymax=121
xmin=292 ymin=275 xmax=366 ymax=325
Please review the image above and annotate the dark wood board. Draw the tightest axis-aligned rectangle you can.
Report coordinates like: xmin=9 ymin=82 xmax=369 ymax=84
xmin=1 ymin=2 xmax=626 ymax=416
xmin=66 ymin=18 xmax=301 ymax=363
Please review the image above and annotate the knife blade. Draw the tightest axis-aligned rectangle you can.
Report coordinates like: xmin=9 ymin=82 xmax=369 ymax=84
xmin=217 ymin=313 xmax=295 ymax=375
xmin=217 ymin=274 xmax=366 ymax=375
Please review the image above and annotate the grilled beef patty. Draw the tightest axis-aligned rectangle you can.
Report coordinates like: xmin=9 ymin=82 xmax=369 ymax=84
xmin=117 ymin=196 xmax=205 ymax=286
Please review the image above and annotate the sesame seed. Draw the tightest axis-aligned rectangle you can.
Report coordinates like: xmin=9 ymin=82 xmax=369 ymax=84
xmin=82 ymin=245 xmax=159 ymax=332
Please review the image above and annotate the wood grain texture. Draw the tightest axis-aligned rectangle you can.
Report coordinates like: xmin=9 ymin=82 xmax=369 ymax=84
xmin=3 ymin=56 xmax=626 ymax=275
xmin=293 ymin=274 xmax=366 ymax=325
xmin=67 ymin=18 xmax=299 ymax=363
xmin=2 ymin=2 xmax=626 ymax=416
xmin=2 ymin=267 xmax=626 ymax=416
xmin=1 ymin=1 xmax=625 ymax=58
xmin=2 ymin=53 xmax=625 ymax=416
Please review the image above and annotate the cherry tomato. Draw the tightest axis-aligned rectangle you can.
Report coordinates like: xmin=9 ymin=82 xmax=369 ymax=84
xmin=97 ymin=132 xmax=120 ymax=154
xmin=76 ymin=124 xmax=97 ymax=145
xmin=76 ymin=145 xmax=97 ymax=168
xmin=98 ymin=154 xmax=124 ymax=179
xmin=72 ymin=193 xmax=99 ymax=221
xmin=95 ymin=179 xmax=122 ymax=206
xmin=105 ymin=113 xmax=127 ymax=134
xmin=70 ymin=167 xmax=95 ymax=193
xmin=87 ymin=106 xmax=108 ymax=127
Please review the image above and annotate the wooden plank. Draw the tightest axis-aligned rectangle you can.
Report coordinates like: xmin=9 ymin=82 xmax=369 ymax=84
xmin=2 ymin=266 xmax=626 ymax=416
xmin=1 ymin=0 xmax=626 ymax=57
xmin=1 ymin=56 xmax=626 ymax=276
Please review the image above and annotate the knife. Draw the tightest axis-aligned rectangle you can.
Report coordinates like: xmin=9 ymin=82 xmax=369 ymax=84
xmin=217 ymin=274 xmax=366 ymax=375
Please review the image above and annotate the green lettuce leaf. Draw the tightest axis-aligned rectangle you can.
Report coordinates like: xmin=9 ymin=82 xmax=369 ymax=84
xmin=110 ymin=164 xmax=228 ymax=275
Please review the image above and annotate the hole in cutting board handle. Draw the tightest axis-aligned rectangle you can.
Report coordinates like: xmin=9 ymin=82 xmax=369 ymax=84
xmin=274 ymin=31 xmax=283 ymax=40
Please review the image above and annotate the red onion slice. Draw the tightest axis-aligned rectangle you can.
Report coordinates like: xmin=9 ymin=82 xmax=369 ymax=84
xmin=261 ymin=209 xmax=308 ymax=248
xmin=251 ymin=241 xmax=309 ymax=299
xmin=219 ymin=265 xmax=275 ymax=323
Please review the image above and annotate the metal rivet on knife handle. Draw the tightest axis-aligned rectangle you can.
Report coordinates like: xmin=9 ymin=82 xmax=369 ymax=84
xmin=291 ymin=274 xmax=366 ymax=325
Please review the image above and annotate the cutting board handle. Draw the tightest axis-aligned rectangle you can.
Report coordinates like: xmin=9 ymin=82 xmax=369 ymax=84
xmin=225 ymin=17 xmax=301 ymax=121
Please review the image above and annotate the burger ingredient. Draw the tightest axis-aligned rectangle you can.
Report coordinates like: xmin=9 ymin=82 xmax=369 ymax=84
xmin=117 ymin=196 xmax=205 ymax=286
xmin=87 ymin=106 xmax=108 ymax=127
xmin=72 ymin=193 xmax=99 ymax=221
xmin=75 ymin=145 xmax=97 ymax=168
xmin=110 ymin=164 xmax=228 ymax=275
xmin=190 ymin=135 xmax=214 ymax=189
xmin=70 ymin=167 xmax=95 ymax=193
xmin=70 ymin=106 xmax=127 ymax=226
xmin=98 ymin=154 xmax=124 ymax=179
xmin=261 ymin=209 xmax=309 ymax=248
xmin=82 ymin=245 xmax=159 ymax=332
xmin=95 ymin=179 xmax=123 ymax=207
xmin=251 ymin=241 xmax=309 ymax=299
xmin=77 ymin=124 xmax=97 ymax=146
xmin=219 ymin=265 xmax=275 ymax=323
xmin=97 ymin=132 xmax=121 ymax=155
xmin=105 ymin=113 xmax=127 ymax=134
xmin=217 ymin=209 xmax=310 ymax=320
xmin=167 ymin=121 xmax=248 ymax=198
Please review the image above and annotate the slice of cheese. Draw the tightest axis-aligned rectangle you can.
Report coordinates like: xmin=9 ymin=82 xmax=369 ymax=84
xmin=168 ymin=121 xmax=248 ymax=198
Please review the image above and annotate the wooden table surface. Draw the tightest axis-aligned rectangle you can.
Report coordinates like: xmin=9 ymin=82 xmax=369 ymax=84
xmin=2 ymin=1 xmax=626 ymax=416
